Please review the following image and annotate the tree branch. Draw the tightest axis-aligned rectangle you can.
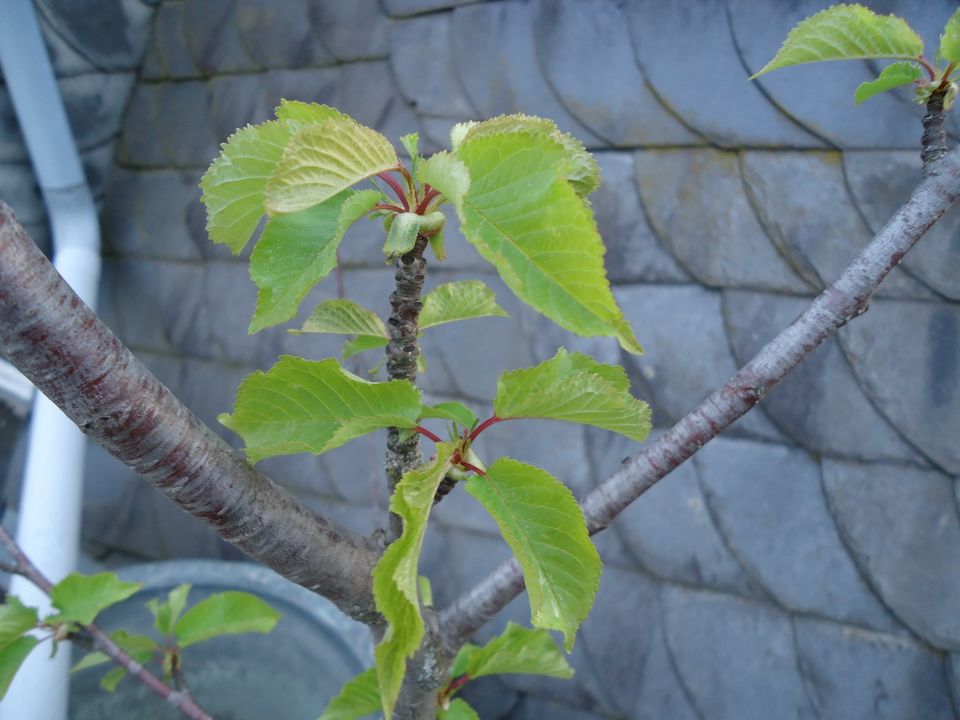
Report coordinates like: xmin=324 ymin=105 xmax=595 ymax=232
xmin=438 ymin=144 xmax=960 ymax=650
xmin=0 ymin=203 xmax=381 ymax=625
xmin=0 ymin=524 xmax=213 ymax=720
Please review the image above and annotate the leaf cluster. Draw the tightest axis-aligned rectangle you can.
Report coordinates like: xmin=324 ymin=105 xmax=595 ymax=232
xmin=753 ymin=4 xmax=960 ymax=108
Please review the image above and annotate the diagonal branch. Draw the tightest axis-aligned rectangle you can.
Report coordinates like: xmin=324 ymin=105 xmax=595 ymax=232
xmin=0 ymin=202 xmax=381 ymax=625
xmin=439 ymin=146 xmax=960 ymax=650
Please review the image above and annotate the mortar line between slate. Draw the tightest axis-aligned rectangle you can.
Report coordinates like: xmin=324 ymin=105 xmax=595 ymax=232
xmin=817 ymin=466 xmax=941 ymax=650
xmin=837 ymin=153 xmax=948 ymax=302
xmin=734 ymin=149 xmax=819 ymax=294
xmin=655 ymin=585 xmax=711 ymax=720
xmin=692 ymin=460 xmax=779 ymax=606
xmin=134 ymin=55 xmax=391 ymax=86
xmin=445 ymin=5 xmax=484 ymax=121
xmin=525 ymin=0 xmax=618 ymax=149
xmin=789 ymin=615 xmax=826 ymax=719
xmin=31 ymin=2 xmax=129 ymax=76
xmin=722 ymin=0 xmax=838 ymax=151
xmin=830 ymin=326 xmax=955 ymax=475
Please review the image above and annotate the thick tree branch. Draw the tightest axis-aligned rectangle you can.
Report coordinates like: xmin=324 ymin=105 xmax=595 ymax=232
xmin=0 ymin=203 xmax=381 ymax=625
xmin=0 ymin=524 xmax=213 ymax=720
xmin=439 ymin=145 xmax=960 ymax=650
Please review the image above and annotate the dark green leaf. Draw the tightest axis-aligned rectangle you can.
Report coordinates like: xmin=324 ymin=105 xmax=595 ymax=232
xmin=174 ymin=591 xmax=280 ymax=649
xmin=383 ymin=212 xmax=422 ymax=258
xmin=318 ymin=667 xmax=381 ymax=720
xmin=48 ymin=573 xmax=142 ymax=626
xmin=439 ymin=699 xmax=479 ymax=720
xmin=100 ymin=666 xmax=127 ymax=693
xmin=0 ymin=636 xmax=38 ymax=699
xmin=0 ymin=597 xmax=37 ymax=651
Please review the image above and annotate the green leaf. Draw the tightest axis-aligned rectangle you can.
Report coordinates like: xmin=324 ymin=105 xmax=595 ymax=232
xmin=200 ymin=120 xmax=293 ymax=254
xmin=0 ymin=636 xmax=38 ymax=699
xmin=100 ymin=666 xmax=126 ymax=693
xmin=419 ymin=401 xmax=477 ymax=430
xmin=383 ymin=212 xmax=423 ymax=258
xmin=296 ymin=299 xmax=388 ymax=339
xmin=343 ymin=335 xmax=390 ymax=360
xmin=420 ymin=280 xmax=509 ymax=330
xmin=48 ymin=573 xmax=142 ymax=626
xmin=147 ymin=583 xmax=191 ymax=636
xmin=453 ymin=132 xmax=641 ymax=354
xmin=429 ymin=225 xmax=446 ymax=261
xmin=373 ymin=444 xmax=455 ymax=719
xmin=274 ymin=100 xmax=345 ymax=128
xmin=265 ymin=118 xmax=399 ymax=215
xmin=418 ymin=576 xmax=434 ymax=608
xmin=439 ymin=699 xmax=480 ymax=720
xmin=416 ymin=152 xmax=471 ymax=208
xmin=71 ymin=631 xmax=157 ymax=673
xmin=400 ymin=132 xmax=423 ymax=177
xmin=494 ymin=349 xmax=651 ymax=442
xmin=250 ymin=189 xmax=381 ymax=333
xmin=466 ymin=458 xmax=601 ymax=651
xmin=751 ymin=4 xmax=924 ymax=78
xmin=318 ymin=667 xmax=381 ymax=720
xmin=855 ymin=61 xmax=922 ymax=104
xmin=174 ymin=591 xmax=280 ymax=649
xmin=0 ymin=598 xmax=37 ymax=650
xmin=449 ymin=122 xmax=477 ymax=152
xmin=461 ymin=114 xmax=600 ymax=198
xmin=941 ymin=9 xmax=960 ymax=64
xmin=455 ymin=622 xmax=573 ymax=681
xmin=220 ymin=356 xmax=422 ymax=462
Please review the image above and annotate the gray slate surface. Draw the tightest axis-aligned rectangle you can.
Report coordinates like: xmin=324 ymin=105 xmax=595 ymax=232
xmin=2 ymin=1 xmax=959 ymax=718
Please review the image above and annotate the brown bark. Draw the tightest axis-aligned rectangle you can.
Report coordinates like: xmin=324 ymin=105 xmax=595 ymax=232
xmin=0 ymin=203 xmax=381 ymax=625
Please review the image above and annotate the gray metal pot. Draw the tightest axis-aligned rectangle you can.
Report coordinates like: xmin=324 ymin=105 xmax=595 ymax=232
xmin=68 ymin=560 xmax=372 ymax=720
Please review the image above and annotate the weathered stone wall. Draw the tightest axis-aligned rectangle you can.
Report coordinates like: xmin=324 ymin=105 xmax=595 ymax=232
xmin=4 ymin=0 xmax=960 ymax=717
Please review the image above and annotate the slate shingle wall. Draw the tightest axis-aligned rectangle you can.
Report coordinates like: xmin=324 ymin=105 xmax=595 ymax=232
xmin=4 ymin=0 xmax=960 ymax=717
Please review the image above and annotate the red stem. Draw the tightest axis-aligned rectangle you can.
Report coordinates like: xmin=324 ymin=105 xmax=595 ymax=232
xmin=377 ymin=172 xmax=410 ymax=211
xmin=918 ymin=55 xmax=938 ymax=81
xmin=397 ymin=164 xmax=417 ymax=200
xmin=459 ymin=462 xmax=485 ymax=476
xmin=468 ymin=415 xmax=503 ymax=442
xmin=938 ymin=62 xmax=957 ymax=90
xmin=374 ymin=202 xmax=406 ymax=214
xmin=415 ymin=188 xmax=441 ymax=215
xmin=415 ymin=425 xmax=443 ymax=443
xmin=439 ymin=673 xmax=471 ymax=703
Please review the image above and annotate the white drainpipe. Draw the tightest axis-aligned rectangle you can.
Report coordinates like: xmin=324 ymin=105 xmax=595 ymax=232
xmin=0 ymin=1 xmax=102 ymax=718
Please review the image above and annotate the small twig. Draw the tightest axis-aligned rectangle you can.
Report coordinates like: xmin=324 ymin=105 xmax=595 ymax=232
xmin=377 ymin=172 xmax=410 ymax=211
xmin=917 ymin=55 xmax=939 ymax=81
xmin=0 ymin=525 xmax=213 ymax=720
xmin=414 ymin=425 xmax=443 ymax=443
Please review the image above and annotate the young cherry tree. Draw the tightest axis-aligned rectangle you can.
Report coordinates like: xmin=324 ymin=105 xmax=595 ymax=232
xmin=0 ymin=4 xmax=959 ymax=719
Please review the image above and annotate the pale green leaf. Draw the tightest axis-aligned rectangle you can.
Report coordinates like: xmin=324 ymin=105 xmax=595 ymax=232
xmin=100 ymin=666 xmax=126 ymax=693
xmin=374 ymin=444 xmax=455 ymax=719
xmin=751 ymin=4 xmax=924 ymax=78
xmin=0 ymin=598 xmax=37 ymax=650
xmin=416 ymin=152 xmax=470 ymax=209
xmin=461 ymin=114 xmax=600 ymax=197
xmin=494 ymin=349 xmax=651 ymax=442
xmin=296 ymin=299 xmax=388 ymax=339
xmin=419 ymin=401 xmax=477 ymax=430
xmin=400 ymin=132 xmax=423 ymax=177
xmin=0 ymin=636 xmax=38 ymax=699
xmin=439 ymin=699 xmax=480 ymax=720
xmin=429 ymin=225 xmax=446 ymax=261
xmin=383 ymin=212 xmax=422 ymax=258
xmin=420 ymin=280 xmax=509 ymax=330
xmin=941 ymin=9 xmax=960 ymax=64
xmin=220 ymin=356 xmax=422 ymax=463
xmin=454 ymin=132 xmax=641 ymax=354
xmin=466 ymin=458 xmax=601 ymax=651
xmin=456 ymin=622 xmax=573 ymax=681
xmin=71 ymin=631 xmax=157 ymax=673
xmin=318 ymin=667 xmax=381 ymax=720
xmin=449 ymin=122 xmax=477 ymax=152
xmin=250 ymin=189 xmax=381 ymax=333
xmin=343 ymin=335 xmax=389 ymax=360
xmin=48 ymin=573 xmax=142 ymax=626
xmin=855 ymin=61 xmax=922 ymax=104
xmin=200 ymin=121 xmax=293 ymax=254
xmin=174 ymin=591 xmax=280 ymax=649
xmin=147 ymin=583 xmax=191 ymax=636
xmin=419 ymin=576 xmax=434 ymax=608
xmin=265 ymin=118 xmax=399 ymax=214
xmin=274 ymin=100 xmax=345 ymax=129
